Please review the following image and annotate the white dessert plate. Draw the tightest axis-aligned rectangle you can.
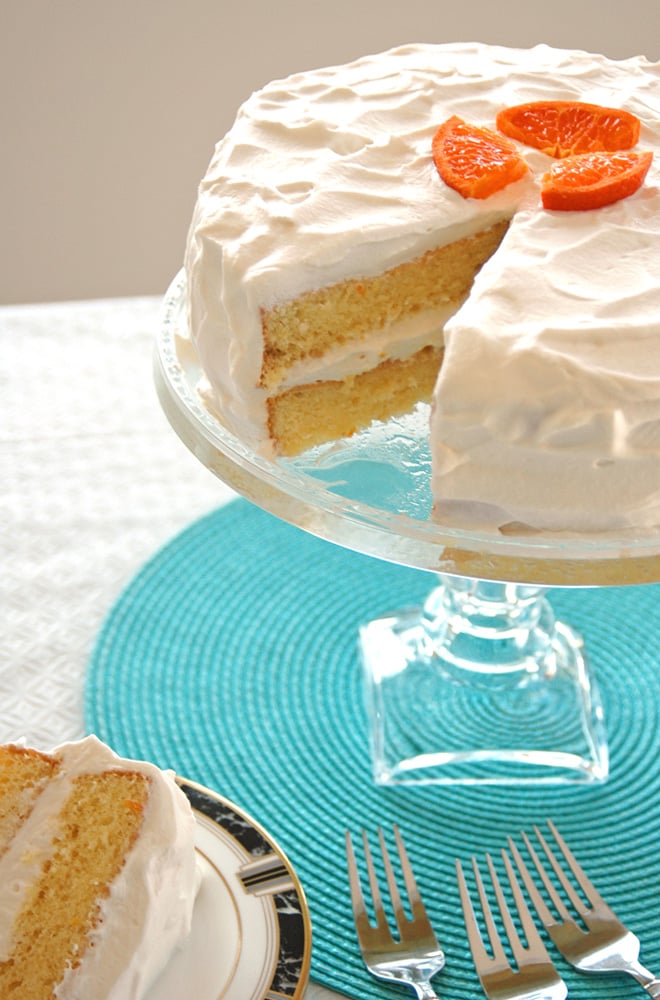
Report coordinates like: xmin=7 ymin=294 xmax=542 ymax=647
xmin=147 ymin=777 xmax=312 ymax=1000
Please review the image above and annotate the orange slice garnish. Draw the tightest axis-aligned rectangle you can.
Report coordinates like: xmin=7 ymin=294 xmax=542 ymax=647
xmin=432 ymin=115 xmax=528 ymax=200
xmin=496 ymin=100 xmax=641 ymax=158
xmin=541 ymin=150 xmax=653 ymax=210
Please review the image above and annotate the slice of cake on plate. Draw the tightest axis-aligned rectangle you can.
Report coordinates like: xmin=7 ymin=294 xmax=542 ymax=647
xmin=0 ymin=735 xmax=198 ymax=999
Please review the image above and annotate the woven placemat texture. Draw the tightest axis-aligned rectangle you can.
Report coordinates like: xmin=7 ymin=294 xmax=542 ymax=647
xmin=86 ymin=499 xmax=660 ymax=1000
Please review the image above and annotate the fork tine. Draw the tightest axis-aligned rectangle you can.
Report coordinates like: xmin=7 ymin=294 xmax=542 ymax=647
xmin=347 ymin=828 xmax=446 ymax=996
xmin=486 ymin=851 xmax=552 ymax=968
xmin=461 ymin=853 xmax=556 ymax=966
xmin=508 ymin=835 xmax=558 ymax=928
xmin=362 ymin=829 xmax=391 ymax=934
xmin=456 ymin=858 xmax=501 ymax=971
xmin=480 ymin=854 xmax=520 ymax=962
xmin=499 ymin=849 xmax=554 ymax=962
xmin=345 ymin=830 xmax=374 ymax=938
xmin=521 ymin=828 xmax=573 ymax=921
xmin=545 ymin=819 xmax=612 ymax=914
xmin=534 ymin=824 xmax=588 ymax=917
xmin=347 ymin=826 xmax=433 ymax=944
xmin=378 ymin=826 xmax=410 ymax=938
xmin=531 ymin=822 xmax=610 ymax=921
xmin=391 ymin=823 xmax=432 ymax=928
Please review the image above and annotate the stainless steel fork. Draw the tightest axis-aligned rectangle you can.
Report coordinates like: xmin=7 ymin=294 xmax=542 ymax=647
xmin=456 ymin=850 xmax=567 ymax=1000
xmin=345 ymin=825 xmax=446 ymax=998
xmin=509 ymin=819 xmax=660 ymax=997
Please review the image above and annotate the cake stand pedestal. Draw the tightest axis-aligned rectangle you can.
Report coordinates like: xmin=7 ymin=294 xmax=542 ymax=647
xmin=155 ymin=272 xmax=660 ymax=786
xmin=360 ymin=577 xmax=603 ymax=784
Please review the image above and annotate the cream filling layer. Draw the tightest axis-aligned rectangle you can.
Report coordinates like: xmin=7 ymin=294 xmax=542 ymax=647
xmin=0 ymin=765 xmax=69 ymax=958
xmin=278 ymin=304 xmax=454 ymax=390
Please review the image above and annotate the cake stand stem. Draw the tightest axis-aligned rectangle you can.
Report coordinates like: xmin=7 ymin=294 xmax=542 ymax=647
xmin=359 ymin=574 xmax=608 ymax=785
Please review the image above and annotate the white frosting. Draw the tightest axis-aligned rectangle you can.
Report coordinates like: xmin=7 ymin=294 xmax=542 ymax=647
xmin=185 ymin=42 xmax=531 ymax=444
xmin=431 ymin=186 xmax=660 ymax=533
xmin=185 ymin=41 xmax=660 ymax=533
xmin=0 ymin=736 xmax=198 ymax=1000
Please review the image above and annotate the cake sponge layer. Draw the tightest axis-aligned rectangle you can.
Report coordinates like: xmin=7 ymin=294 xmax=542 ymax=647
xmin=0 ymin=747 xmax=59 ymax=859
xmin=268 ymin=343 xmax=442 ymax=455
xmin=0 ymin=771 xmax=150 ymax=999
xmin=260 ymin=221 xmax=509 ymax=389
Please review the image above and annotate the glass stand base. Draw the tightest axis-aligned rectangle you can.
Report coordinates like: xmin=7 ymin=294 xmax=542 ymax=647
xmin=359 ymin=576 xmax=609 ymax=785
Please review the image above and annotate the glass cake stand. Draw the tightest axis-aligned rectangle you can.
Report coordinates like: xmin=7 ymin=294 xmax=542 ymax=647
xmin=155 ymin=271 xmax=660 ymax=786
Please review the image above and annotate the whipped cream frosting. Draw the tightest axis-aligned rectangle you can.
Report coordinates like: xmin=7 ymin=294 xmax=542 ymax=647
xmin=0 ymin=736 xmax=198 ymax=1000
xmin=185 ymin=42 xmax=660 ymax=533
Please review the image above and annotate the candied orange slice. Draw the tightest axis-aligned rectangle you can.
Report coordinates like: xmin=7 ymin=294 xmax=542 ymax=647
xmin=541 ymin=150 xmax=652 ymax=210
xmin=432 ymin=115 xmax=528 ymax=200
xmin=496 ymin=100 xmax=641 ymax=158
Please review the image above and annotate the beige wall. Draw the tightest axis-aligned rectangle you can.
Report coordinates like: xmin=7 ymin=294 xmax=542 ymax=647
xmin=3 ymin=0 xmax=659 ymax=305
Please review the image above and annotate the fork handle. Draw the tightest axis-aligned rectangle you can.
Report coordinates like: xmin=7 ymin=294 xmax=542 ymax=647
xmin=411 ymin=985 xmax=441 ymax=1000
xmin=628 ymin=960 xmax=660 ymax=998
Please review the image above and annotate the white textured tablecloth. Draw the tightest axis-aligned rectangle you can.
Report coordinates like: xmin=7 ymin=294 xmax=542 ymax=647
xmin=1 ymin=296 xmax=345 ymax=1000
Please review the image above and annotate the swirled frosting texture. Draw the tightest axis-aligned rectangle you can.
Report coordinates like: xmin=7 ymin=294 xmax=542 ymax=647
xmin=185 ymin=42 xmax=660 ymax=533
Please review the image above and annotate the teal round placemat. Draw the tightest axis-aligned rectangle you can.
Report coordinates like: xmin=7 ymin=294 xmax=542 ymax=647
xmin=86 ymin=499 xmax=660 ymax=999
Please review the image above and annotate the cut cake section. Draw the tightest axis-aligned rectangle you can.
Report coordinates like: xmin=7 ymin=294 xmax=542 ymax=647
xmin=0 ymin=736 xmax=198 ymax=1000
xmin=1 ymin=770 xmax=150 ymax=1000
xmin=268 ymin=343 xmax=442 ymax=455
xmin=261 ymin=220 xmax=509 ymax=454
xmin=0 ymin=746 xmax=59 ymax=860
